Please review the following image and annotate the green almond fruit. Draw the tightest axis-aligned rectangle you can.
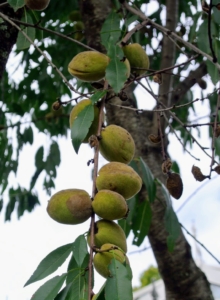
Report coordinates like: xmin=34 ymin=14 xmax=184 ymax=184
xmin=92 ymin=190 xmax=128 ymax=220
xmin=68 ymin=51 xmax=110 ymax=82
xmin=69 ymin=99 xmax=100 ymax=143
xmin=94 ymin=243 xmax=127 ymax=278
xmin=99 ymin=124 xmax=135 ymax=164
xmin=87 ymin=219 xmax=127 ymax=252
xmin=47 ymin=189 xmax=92 ymax=225
xmin=122 ymin=43 xmax=150 ymax=76
xmin=96 ymin=162 xmax=142 ymax=200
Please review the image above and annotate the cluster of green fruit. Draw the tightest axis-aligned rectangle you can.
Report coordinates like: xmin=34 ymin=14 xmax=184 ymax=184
xmin=47 ymin=44 xmax=149 ymax=282
xmin=68 ymin=43 xmax=149 ymax=82
xmin=47 ymin=105 xmax=142 ymax=277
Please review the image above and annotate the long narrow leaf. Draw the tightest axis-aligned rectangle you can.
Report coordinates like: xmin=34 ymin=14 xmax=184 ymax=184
xmin=71 ymin=105 xmax=94 ymax=154
xmin=165 ymin=207 xmax=181 ymax=252
xmin=73 ymin=234 xmax=88 ymax=267
xmin=16 ymin=11 xmax=35 ymax=49
xmin=31 ymin=274 xmax=67 ymax=300
xmin=105 ymin=43 xmax=127 ymax=94
xmin=7 ymin=0 xmax=24 ymax=11
xmin=25 ymin=243 xmax=73 ymax=286
xmin=157 ymin=179 xmax=181 ymax=252
xmin=132 ymin=198 xmax=152 ymax=246
xmin=105 ymin=259 xmax=132 ymax=300
xmin=140 ymin=157 xmax=156 ymax=203
xmin=90 ymin=91 xmax=107 ymax=104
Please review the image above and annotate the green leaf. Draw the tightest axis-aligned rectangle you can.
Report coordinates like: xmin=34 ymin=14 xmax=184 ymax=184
xmin=132 ymin=198 xmax=152 ymax=246
xmin=7 ymin=0 xmax=25 ymax=11
xmin=207 ymin=42 xmax=220 ymax=85
xmin=158 ymin=179 xmax=181 ymax=252
xmin=54 ymin=283 xmax=72 ymax=300
xmin=105 ymin=259 xmax=132 ymax=300
xmin=164 ymin=207 xmax=181 ymax=252
xmin=90 ymin=91 xmax=107 ymax=105
xmin=35 ymin=146 xmax=44 ymax=169
xmin=72 ymin=234 xmax=88 ymax=267
xmin=31 ymin=274 xmax=67 ymax=300
xmin=66 ymin=254 xmax=90 ymax=300
xmin=157 ymin=178 xmax=171 ymax=208
xmin=118 ymin=195 xmax=137 ymax=238
xmin=0 ymin=198 xmax=3 ymax=213
xmin=24 ymin=243 xmax=73 ymax=286
xmin=93 ymin=282 xmax=106 ymax=300
xmin=171 ymin=160 xmax=180 ymax=174
xmin=105 ymin=43 xmax=127 ymax=93
xmin=139 ymin=157 xmax=156 ymax=203
xmin=29 ymin=167 xmax=44 ymax=190
xmin=23 ymin=126 xmax=34 ymax=145
xmin=197 ymin=19 xmax=209 ymax=54
xmin=101 ymin=11 xmax=121 ymax=48
xmin=71 ymin=104 xmax=94 ymax=154
xmin=48 ymin=141 xmax=61 ymax=167
xmin=16 ymin=11 xmax=35 ymax=50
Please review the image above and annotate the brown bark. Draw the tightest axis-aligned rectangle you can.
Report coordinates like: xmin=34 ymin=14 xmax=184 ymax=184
xmin=80 ymin=0 xmax=214 ymax=299
xmin=0 ymin=2 xmax=22 ymax=81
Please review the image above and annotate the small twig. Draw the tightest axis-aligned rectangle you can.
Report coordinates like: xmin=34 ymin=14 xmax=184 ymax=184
xmin=0 ymin=12 xmax=80 ymax=95
xmin=121 ymin=19 xmax=149 ymax=44
xmin=9 ymin=17 xmax=96 ymax=51
xmin=157 ymin=100 xmax=219 ymax=164
xmin=184 ymin=121 xmax=220 ymax=128
xmin=88 ymin=81 xmax=108 ymax=300
xmin=157 ymin=110 xmax=167 ymax=161
xmin=208 ymin=0 xmax=217 ymax=63
xmin=128 ymin=245 xmax=151 ymax=255
xmin=180 ymin=223 xmax=220 ymax=265
xmin=163 ymin=113 xmax=200 ymax=161
xmin=0 ymin=2 xmax=8 ymax=7
xmin=144 ymin=55 xmax=199 ymax=79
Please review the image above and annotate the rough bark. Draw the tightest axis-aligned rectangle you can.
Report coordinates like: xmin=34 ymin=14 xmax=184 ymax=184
xmin=79 ymin=0 xmax=112 ymax=52
xmin=0 ymin=2 xmax=22 ymax=81
xmin=80 ymin=0 xmax=214 ymax=299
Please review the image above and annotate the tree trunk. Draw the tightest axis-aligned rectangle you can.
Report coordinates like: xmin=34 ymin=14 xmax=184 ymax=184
xmin=80 ymin=0 xmax=214 ymax=299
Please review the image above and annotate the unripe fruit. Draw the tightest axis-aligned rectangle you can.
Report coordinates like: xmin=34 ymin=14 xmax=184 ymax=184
xmin=93 ymin=243 xmax=126 ymax=278
xmin=87 ymin=219 xmax=127 ymax=252
xmin=47 ymin=189 xmax=92 ymax=224
xmin=122 ymin=43 xmax=150 ymax=76
xmin=99 ymin=125 xmax=135 ymax=164
xmin=69 ymin=99 xmax=100 ymax=143
xmin=68 ymin=51 xmax=110 ymax=82
xmin=96 ymin=162 xmax=142 ymax=200
xmin=24 ymin=0 xmax=50 ymax=11
xmin=92 ymin=190 xmax=128 ymax=220
xmin=68 ymin=10 xmax=82 ymax=22
xmin=73 ymin=21 xmax=84 ymax=41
